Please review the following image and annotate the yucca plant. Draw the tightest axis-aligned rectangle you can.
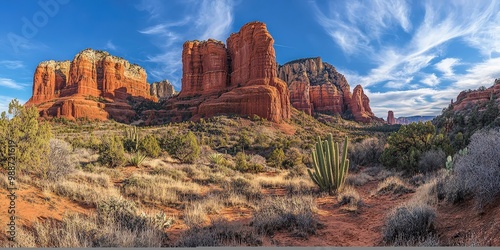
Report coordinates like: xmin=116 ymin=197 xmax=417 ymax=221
xmin=128 ymin=151 xmax=147 ymax=167
xmin=208 ymin=153 xmax=225 ymax=167
xmin=307 ymin=134 xmax=350 ymax=195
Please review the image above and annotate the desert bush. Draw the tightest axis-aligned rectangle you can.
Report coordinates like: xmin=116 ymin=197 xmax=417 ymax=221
xmin=380 ymin=121 xmax=452 ymax=176
xmin=417 ymin=149 xmax=446 ymax=173
xmin=149 ymin=166 xmax=187 ymax=181
xmin=252 ymin=195 xmax=319 ymax=238
xmin=383 ymin=202 xmax=436 ymax=244
xmin=98 ymin=135 xmax=126 ymax=168
xmin=176 ymin=218 xmax=261 ymax=247
xmin=346 ymin=172 xmax=373 ymax=186
xmin=0 ymin=99 xmax=52 ymax=173
xmin=375 ymin=176 xmax=414 ymax=196
xmin=46 ymin=139 xmax=75 ymax=181
xmin=282 ymin=147 xmax=303 ymax=169
xmin=139 ymin=134 xmax=161 ymax=158
xmin=174 ymin=131 xmax=200 ymax=163
xmin=349 ymin=137 xmax=385 ymax=168
xmin=221 ymin=177 xmax=262 ymax=201
xmin=267 ymin=147 xmax=285 ymax=168
xmin=233 ymin=152 xmax=264 ymax=173
xmin=441 ymin=128 xmax=500 ymax=209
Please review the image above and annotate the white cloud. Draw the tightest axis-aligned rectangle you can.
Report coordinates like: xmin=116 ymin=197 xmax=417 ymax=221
xmin=421 ymin=73 xmax=439 ymax=87
xmin=435 ymin=58 xmax=460 ymax=77
xmin=313 ymin=0 xmax=411 ymax=55
xmin=453 ymin=57 xmax=500 ymax=90
xmin=104 ymin=40 xmax=117 ymax=51
xmin=137 ymin=0 xmax=234 ymax=87
xmin=0 ymin=78 xmax=25 ymax=90
xmin=0 ymin=60 xmax=24 ymax=69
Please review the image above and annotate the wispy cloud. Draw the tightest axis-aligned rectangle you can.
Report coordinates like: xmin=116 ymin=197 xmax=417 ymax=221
xmin=313 ymin=0 xmax=500 ymax=117
xmin=0 ymin=77 xmax=26 ymax=90
xmin=421 ymin=74 xmax=439 ymax=87
xmin=104 ymin=40 xmax=117 ymax=51
xmin=435 ymin=58 xmax=460 ymax=77
xmin=137 ymin=0 xmax=234 ymax=87
xmin=0 ymin=60 xmax=24 ymax=69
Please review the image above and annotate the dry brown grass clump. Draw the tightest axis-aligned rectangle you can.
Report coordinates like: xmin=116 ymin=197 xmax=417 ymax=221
xmin=67 ymin=170 xmax=111 ymax=188
xmin=337 ymin=186 xmax=363 ymax=212
xmin=48 ymin=180 xmax=119 ymax=206
xmin=175 ymin=218 xmax=262 ymax=247
xmin=374 ymin=176 xmax=414 ymax=197
xmin=121 ymin=173 xmax=201 ymax=206
xmin=251 ymin=195 xmax=320 ymax=238
xmin=383 ymin=201 xmax=437 ymax=245
xmin=346 ymin=172 xmax=373 ymax=186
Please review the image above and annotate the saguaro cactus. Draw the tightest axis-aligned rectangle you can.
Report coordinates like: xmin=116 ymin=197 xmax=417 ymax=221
xmin=307 ymin=134 xmax=350 ymax=195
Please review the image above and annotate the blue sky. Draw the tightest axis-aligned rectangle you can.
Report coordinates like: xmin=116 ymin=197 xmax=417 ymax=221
xmin=1 ymin=0 xmax=500 ymax=118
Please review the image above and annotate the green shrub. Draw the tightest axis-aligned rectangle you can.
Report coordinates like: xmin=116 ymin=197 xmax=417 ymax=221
xmin=380 ymin=121 xmax=452 ymax=176
xmin=0 ymin=99 xmax=52 ymax=173
xmin=139 ymin=135 xmax=161 ymax=158
xmin=98 ymin=135 xmax=126 ymax=168
xmin=166 ymin=131 xmax=200 ymax=164
xmin=267 ymin=148 xmax=285 ymax=168
xmin=233 ymin=152 xmax=264 ymax=173
xmin=282 ymin=147 xmax=303 ymax=169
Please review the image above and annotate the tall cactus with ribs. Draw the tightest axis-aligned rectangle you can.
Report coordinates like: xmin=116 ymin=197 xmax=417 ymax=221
xmin=307 ymin=134 xmax=350 ymax=195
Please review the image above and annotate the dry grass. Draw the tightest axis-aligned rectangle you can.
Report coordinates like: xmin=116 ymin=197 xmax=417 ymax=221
xmin=68 ymin=170 xmax=111 ymax=188
xmin=337 ymin=185 xmax=363 ymax=212
xmin=410 ymin=178 xmax=439 ymax=206
xmin=251 ymin=195 xmax=319 ymax=238
xmin=122 ymin=173 xmax=202 ymax=206
xmin=374 ymin=176 xmax=414 ymax=197
xmin=48 ymin=180 xmax=119 ymax=206
xmin=346 ymin=172 xmax=373 ymax=186
xmin=175 ymin=218 xmax=262 ymax=247
xmin=383 ymin=201 xmax=437 ymax=245
xmin=183 ymin=202 xmax=208 ymax=228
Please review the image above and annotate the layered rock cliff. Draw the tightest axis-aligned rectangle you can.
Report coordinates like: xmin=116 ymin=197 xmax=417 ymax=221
xmin=160 ymin=21 xmax=290 ymax=123
xmin=151 ymin=80 xmax=176 ymax=101
xmin=26 ymin=49 xmax=157 ymax=122
xmin=452 ymin=80 xmax=500 ymax=111
xmin=278 ymin=57 xmax=380 ymax=122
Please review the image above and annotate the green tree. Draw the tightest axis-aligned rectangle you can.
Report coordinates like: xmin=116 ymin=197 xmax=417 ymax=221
xmin=0 ymin=99 xmax=52 ymax=173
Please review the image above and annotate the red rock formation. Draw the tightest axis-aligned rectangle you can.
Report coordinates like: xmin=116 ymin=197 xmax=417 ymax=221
xmin=452 ymin=81 xmax=500 ymax=111
xmin=26 ymin=49 xmax=156 ymax=122
xmin=387 ymin=110 xmax=396 ymax=125
xmin=179 ymin=39 xmax=229 ymax=97
xmin=162 ymin=21 xmax=290 ymax=123
xmin=278 ymin=57 xmax=379 ymax=122
xmin=350 ymin=85 xmax=379 ymax=123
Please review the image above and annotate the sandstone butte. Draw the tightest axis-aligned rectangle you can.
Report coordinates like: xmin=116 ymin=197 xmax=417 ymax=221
xmin=151 ymin=80 xmax=177 ymax=101
xmin=278 ymin=57 xmax=381 ymax=123
xmin=25 ymin=49 xmax=172 ymax=123
xmin=157 ymin=21 xmax=291 ymax=124
xmin=451 ymin=79 xmax=500 ymax=111
xmin=387 ymin=110 xmax=396 ymax=125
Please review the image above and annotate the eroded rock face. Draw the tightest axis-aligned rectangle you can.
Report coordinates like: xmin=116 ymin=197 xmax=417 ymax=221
xmin=26 ymin=49 xmax=156 ymax=122
xmin=452 ymin=82 xmax=500 ymax=111
xmin=151 ymin=80 xmax=176 ymax=100
xmin=387 ymin=111 xmax=396 ymax=125
xmin=278 ymin=57 xmax=379 ymax=122
xmin=161 ymin=21 xmax=290 ymax=123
